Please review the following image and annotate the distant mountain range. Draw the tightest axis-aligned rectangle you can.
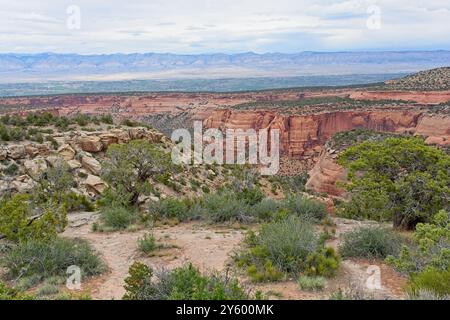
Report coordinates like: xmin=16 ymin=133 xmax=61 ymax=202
xmin=1 ymin=51 xmax=450 ymax=83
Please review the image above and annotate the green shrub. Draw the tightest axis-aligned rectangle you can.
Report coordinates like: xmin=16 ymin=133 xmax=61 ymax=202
xmin=121 ymin=119 xmax=140 ymax=127
xmin=281 ymin=195 xmax=327 ymax=221
xmin=237 ymin=216 xmax=320 ymax=279
xmin=138 ymin=233 xmax=157 ymax=255
xmin=3 ymin=163 xmax=19 ymax=175
xmin=269 ymin=173 xmax=309 ymax=194
xmin=298 ymin=276 xmax=326 ymax=291
xmin=407 ymin=289 xmax=450 ymax=300
xmin=197 ymin=192 xmax=251 ymax=223
xmin=100 ymin=206 xmax=138 ymax=230
xmin=102 ymin=140 xmax=174 ymax=206
xmin=123 ymin=262 xmax=256 ymax=300
xmin=46 ymin=136 xmax=59 ymax=150
xmin=247 ymin=261 xmax=283 ymax=282
xmin=0 ymin=281 xmax=33 ymax=300
xmin=62 ymin=192 xmax=95 ymax=212
xmin=407 ymin=267 xmax=450 ymax=298
xmin=2 ymin=237 xmax=105 ymax=280
xmin=337 ymin=137 xmax=450 ymax=230
xmin=33 ymin=162 xmax=75 ymax=205
xmin=0 ymin=194 xmax=66 ymax=243
xmin=304 ymin=247 xmax=340 ymax=278
xmin=37 ymin=284 xmax=60 ymax=297
xmin=74 ymin=114 xmax=91 ymax=126
xmin=100 ymin=114 xmax=114 ymax=124
xmin=155 ymin=172 xmax=171 ymax=184
xmin=252 ymin=198 xmax=282 ymax=221
xmin=150 ymin=198 xmax=193 ymax=221
xmin=14 ymin=274 xmax=42 ymax=291
xmin=340 ymin=227 xmax=403 ymax=260
xmin=258 ymin=216 xmax=319 ymax=274
xmin=238 ymin=187 xmax=264 ymax=206
xmin=386 ymin=210 xmax=449 ymax=273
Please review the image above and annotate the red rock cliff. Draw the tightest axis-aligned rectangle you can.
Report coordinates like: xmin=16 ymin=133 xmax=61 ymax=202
xmin=204 ymin=110 xmax=449 ymax=157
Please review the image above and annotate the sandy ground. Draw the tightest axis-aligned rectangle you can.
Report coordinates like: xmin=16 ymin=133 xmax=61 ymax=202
xmin=62 ymin=212 xmax=406 ymax=300
xmin=63 ymin=213 xmax=245 ymax=299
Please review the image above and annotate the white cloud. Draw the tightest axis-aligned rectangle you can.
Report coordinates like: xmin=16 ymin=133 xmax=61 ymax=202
xmin=0 ymin=0 xmax=449 ymax=53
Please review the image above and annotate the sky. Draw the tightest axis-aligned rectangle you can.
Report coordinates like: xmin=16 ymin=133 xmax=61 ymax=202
xmin=1 ymin=0 xmax=450 ymax=54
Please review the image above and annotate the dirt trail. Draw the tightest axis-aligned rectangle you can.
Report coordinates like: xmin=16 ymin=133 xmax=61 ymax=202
xmin=63 ymin=213 xmax=406 ymax=300
xmin=63 ymin=213 xmax=245 ymax=300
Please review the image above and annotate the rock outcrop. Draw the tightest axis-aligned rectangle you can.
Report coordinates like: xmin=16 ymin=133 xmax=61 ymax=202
xmin=0 ymin=126 xmax=163 ymax=197
xmin=81 ymin=155 xmax=102 ymax=175
xmin=305 ymin=149 xmax=347 ymax=197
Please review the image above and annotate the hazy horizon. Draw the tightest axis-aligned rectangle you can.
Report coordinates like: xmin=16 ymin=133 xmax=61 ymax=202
xmin=3 ymin=49 xmax=450 ymax=56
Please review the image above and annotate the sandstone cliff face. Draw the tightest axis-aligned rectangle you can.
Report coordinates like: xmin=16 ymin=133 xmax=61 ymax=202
xmin=204 ymin=109 xmax=449 ymax=157
xmin=204 ymin=109 xmax=449 ymax=196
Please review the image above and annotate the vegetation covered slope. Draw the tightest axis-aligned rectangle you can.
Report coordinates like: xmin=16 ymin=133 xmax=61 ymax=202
xmin=385 ymin=67 xmax=450 ymax=91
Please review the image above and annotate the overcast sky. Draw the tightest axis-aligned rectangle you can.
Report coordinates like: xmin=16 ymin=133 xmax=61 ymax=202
xmin=1 ymin=0 xmax=450 ymax=54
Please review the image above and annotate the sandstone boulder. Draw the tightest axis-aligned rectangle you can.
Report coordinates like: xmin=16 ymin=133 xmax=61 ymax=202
xmin=57 ymin=144 xmax=76 ymax=160
xmin=78 ymin=136 xmax=103 ymax=152
xmin=27 ymin=143 xmax=51 ymax=157
xmin=129 ymin=127 xmax=148 ymax=140
xmin=99 ymin=133 xmax=119 ymax=149
xmin=24 ymin=144 xmax=39 ymax=157
xmin=81 ymin=155 xmax=102 ymax=175
xmin=7 ymin=144 xmax=26 ymax=159
xmin=147 ymin=131 xmax=164 ymax=143
xmin=24 ymin=157 xmax=48 ymax=180
xmin=45 ymin=155 xmax=65 ymax=168
xmin=67 ymin=159 xmax=82 ymax=170
xmin=110 ymin=129 xmax=130 ymax=144
xmin=11 ymin=175 xmax=36 ymax=193
xmin=84 ymin=174 xmax=107 ymax=194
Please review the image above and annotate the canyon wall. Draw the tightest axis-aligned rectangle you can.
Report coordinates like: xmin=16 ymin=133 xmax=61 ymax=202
xmin=204 ymin=109 xmax=450 ymax=196
xmin=204 ymin=109 xmax=450 ymax=158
